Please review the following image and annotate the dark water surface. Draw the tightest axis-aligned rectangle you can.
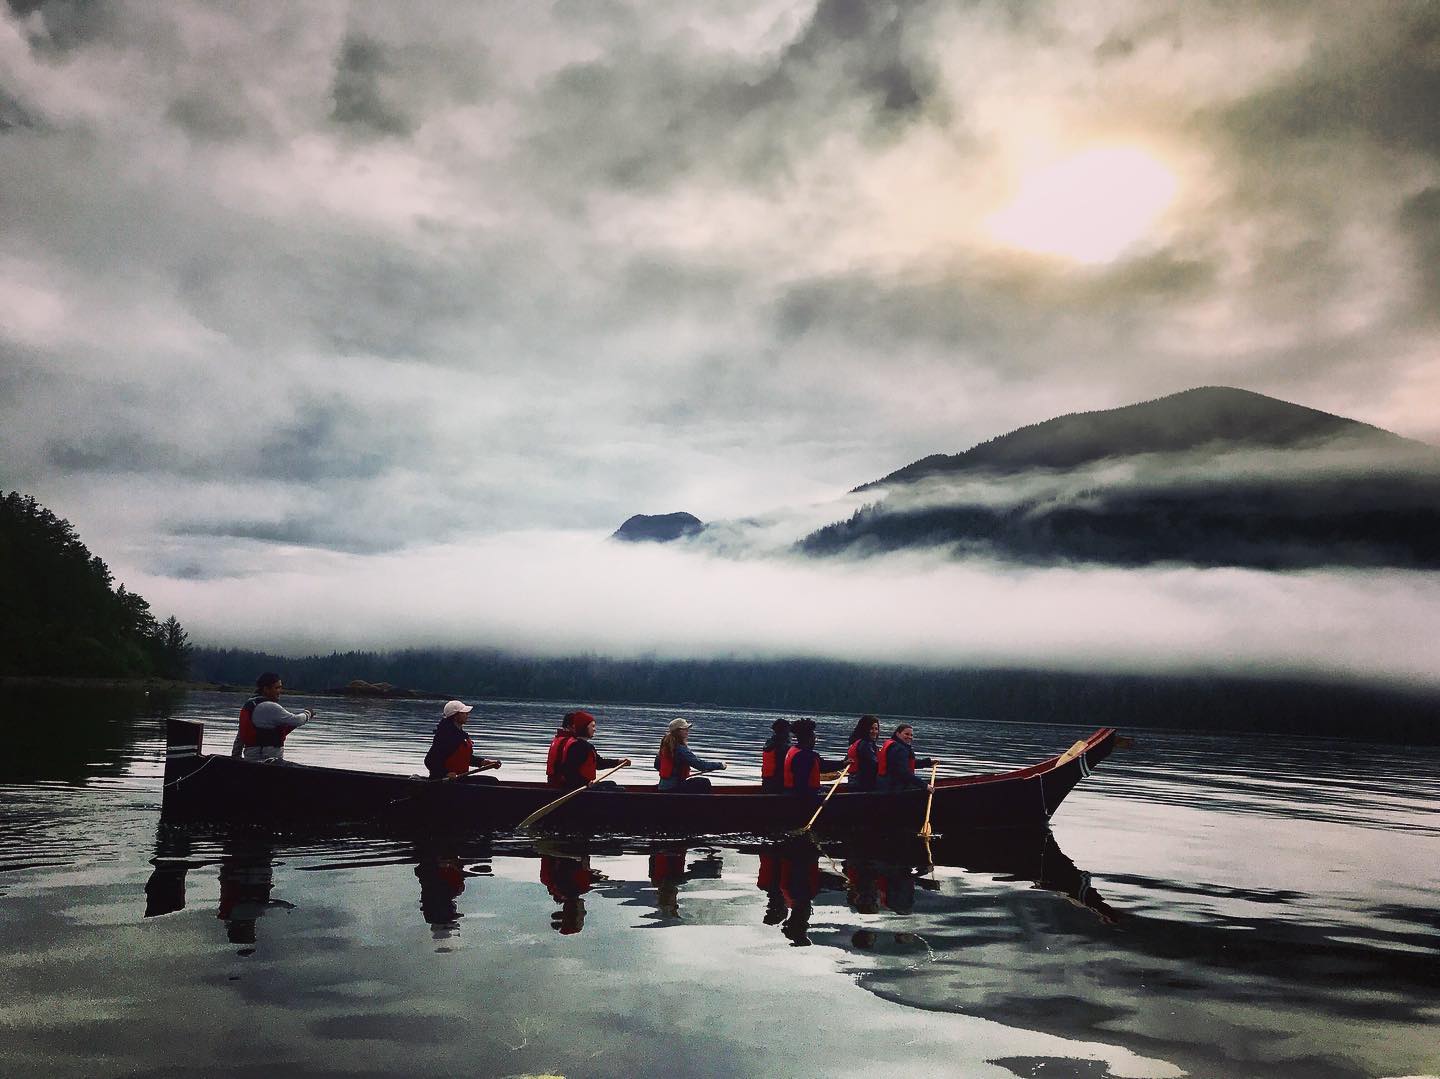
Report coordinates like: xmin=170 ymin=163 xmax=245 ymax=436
xmin=1 ymin=686 xmax=1437 ymax=1079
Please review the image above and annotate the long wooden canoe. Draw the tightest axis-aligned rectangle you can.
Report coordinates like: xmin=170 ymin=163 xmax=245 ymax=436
xmin=161 ymin=719 xmax=1117 ymax=835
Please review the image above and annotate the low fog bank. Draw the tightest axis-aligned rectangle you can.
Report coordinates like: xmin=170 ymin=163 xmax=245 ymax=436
xmin=121 ymin=530 xmax=1440 ymax=691
xmin=852 ymin=440 xmax=1440 ymax=518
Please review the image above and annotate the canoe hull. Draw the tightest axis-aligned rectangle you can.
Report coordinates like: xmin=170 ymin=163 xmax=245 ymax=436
xmin=162 ymin=720 xmax=1117 ymax=835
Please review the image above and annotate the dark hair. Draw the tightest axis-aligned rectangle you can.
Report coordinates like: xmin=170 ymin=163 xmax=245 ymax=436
xmin=892 ymin=723 xmax=913 ymax=738
xmin=848 ymin=714 xmax=879 ymax=743
xmin=256 ymin=672 xmax=281 ymax=691
xmin=771 ymin=718 xmax=791 ymax=733
xmin=794 ymin=721 xmax=817 ymax=749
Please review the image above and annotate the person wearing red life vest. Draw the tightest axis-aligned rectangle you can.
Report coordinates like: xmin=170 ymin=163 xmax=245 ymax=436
xmin=782 ymin=719 xmax=846 ymax=796
xmin=655 ymin=718 xmax=727 ymax=792
xmin=845 ymin=714 xmax=882 ymax=791
xmin=230 ymin=672 xmax=315 ymax=762
xmin=556 ymin=712 xmax=631 ymax=790
xmin=545 ymin=710 xmax=591 ymax=787
xmin=424 ymin=700 xmax=502 ymax=780
xmin=876 ymin=723 xmax=935 ymax=793
xmin=760 ymin=718 xmax=792 ymax=792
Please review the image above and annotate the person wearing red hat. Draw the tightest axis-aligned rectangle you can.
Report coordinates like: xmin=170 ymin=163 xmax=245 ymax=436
xmin=424 ymin=700 xmax=502 ymax=780
xmin=545 ymin=710 xmax=590 ymax=788
xmin=556 ymin=711 xmax=631 ymax=790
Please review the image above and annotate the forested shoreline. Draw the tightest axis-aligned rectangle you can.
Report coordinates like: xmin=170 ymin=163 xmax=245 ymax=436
xmin=191 ymin=646 xmax=1440 ymax=744
xmin=0 ymin=492 xmax=191 ymax=680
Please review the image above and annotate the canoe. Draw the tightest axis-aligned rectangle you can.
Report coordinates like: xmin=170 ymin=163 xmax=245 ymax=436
xmin=161 ymin=719 xmax=1118 ymax=835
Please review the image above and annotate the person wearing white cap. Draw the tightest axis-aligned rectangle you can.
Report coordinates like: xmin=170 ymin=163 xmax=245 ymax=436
xmin=424 ymin=699 xmax=502 ymax=780
xmin=655 ymin=717 xmax=727 ymax=792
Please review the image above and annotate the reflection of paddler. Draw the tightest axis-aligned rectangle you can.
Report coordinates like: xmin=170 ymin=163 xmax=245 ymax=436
xmin=539 ymin=851 xmax=597 ymax=935
xmin=649 ymin=847 xmax=686 ymax=918
xmin=415 ymin=856 xmax=468 ymax=936
xmin=757 ymin=849 xmax=789 ymax=925
xmin=217 ymin=844 xmax=292 ymax=949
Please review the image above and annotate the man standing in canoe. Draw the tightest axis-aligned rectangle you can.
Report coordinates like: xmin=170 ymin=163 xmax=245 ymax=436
xmin=231 ymin=672 xmax=315 ymax=762
xmin=425 ymin=700 xmax=502 ymax=780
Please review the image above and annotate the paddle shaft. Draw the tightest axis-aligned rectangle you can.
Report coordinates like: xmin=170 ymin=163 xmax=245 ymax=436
xmin=517 ymin=762 xmax=628 ymax=829
xmin=797 ymin=765 xmax=850 ymax=834
xmin=918 ymin=761 xmax=938 ymax=838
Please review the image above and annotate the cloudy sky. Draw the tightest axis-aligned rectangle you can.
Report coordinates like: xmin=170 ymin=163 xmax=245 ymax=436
xmin=3 ymin=1 xmax=1438 ymax=682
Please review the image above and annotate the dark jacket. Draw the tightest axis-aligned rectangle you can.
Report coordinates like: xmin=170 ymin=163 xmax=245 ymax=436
xmin=761 ymin=731 xmax=791 ymax=791
xmin=424 ymin=719 xmax=482 ymax=779
xmin=846 ymin=736 xmax=880 ymax=791
xmin=559 ymin=736 xmax=623 ymax=788
xmin=878 ymin=740 xmax=934 ymax=792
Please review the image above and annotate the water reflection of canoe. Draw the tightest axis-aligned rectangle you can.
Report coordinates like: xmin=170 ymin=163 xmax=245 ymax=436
xmin=162 ymin=719 xmax=1117 ymax=834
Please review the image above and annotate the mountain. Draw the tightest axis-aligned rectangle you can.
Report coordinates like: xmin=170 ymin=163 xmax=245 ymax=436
xmin=855 ymin=387 xmax=1420 ymax=490
xmin=802 ymin=388 xmax=1440 ymax=569
xmin=612 ymin=512 xmax=704 ymax=543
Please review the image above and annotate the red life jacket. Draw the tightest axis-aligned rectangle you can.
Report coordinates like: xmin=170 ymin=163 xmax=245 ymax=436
xmin=545 ymin=730 xmax=574 ymax=786
xmin=443 ymin=734 xmax=474 ymax=777
xmin=876 ymin=738 xmax=900 ymax=777
xmin=656 ymin=743 xmax=690 ymax=782
xmin=783 ymin=746 xmax=820 ymax=790
xmin=237 ymin=695 xmax=262 ymax=747
xmin=757 ymin=851 xmax=779 ymax=891
xmin=761 ymin=747 xmax=780 ymax=780
xmin=846 ymin=740 xmax=861 ymax=773
xmin=564 ymin=739 xmax=597 ymax=784
xmin=238 ymin=695 xmax=295 ymax=748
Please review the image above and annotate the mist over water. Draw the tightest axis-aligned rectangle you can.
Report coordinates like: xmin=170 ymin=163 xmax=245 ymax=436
xmin=2 ymin=686 xmax=1437 ymax=1079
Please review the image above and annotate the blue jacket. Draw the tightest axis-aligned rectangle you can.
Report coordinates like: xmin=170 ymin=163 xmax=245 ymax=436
xmin=878 ymin=740 xmax=934 ymax=792
xmin=656 ymin=743 xmax=724 ymax=791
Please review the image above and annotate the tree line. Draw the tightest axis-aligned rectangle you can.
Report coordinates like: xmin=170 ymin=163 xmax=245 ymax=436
xmin=0 ymin=492 xmax=192 ymax=679
xmin=190 ymin=645 xmax=1440 ymax=744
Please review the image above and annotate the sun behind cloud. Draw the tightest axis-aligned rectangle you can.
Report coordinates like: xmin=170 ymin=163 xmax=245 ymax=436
xmin=986 ymin=146 xmax=1179 ymax=265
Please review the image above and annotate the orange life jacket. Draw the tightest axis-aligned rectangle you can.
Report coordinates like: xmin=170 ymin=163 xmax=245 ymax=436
xmin=656 ymin=743 xmax=690 ymax=782
xmin=875 ymin=743 xmax=910 ymax=772
xmin=443 ymin=735 xmax=474 ymax=777
xmin=783 ymin=746 xmax=820 ymax=790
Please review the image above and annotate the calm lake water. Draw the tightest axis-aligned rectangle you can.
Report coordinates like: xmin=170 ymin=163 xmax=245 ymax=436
xmin=1 ymin=685 xmax=1437 ymax=1079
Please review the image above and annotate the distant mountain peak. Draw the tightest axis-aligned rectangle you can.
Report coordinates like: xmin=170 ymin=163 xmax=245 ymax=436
xmin=857 ymin=386 xmax=1417 ymax=491
xmin=611 ymin=512 xmax=704 ymax=543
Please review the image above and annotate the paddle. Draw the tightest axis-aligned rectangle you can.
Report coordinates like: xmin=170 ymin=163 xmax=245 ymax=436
xmin=386 ymin=761 xmax=500 ymax=808
xmin=517 ymin=762 xmax=629 ymax=830
xmin=917 ymin=762 xmax=939 ymax=839
xmin=791 ymin=765 xmax=850 ymax=836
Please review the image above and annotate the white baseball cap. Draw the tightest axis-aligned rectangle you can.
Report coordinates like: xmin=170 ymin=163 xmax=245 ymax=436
xmin=442 ymin=700 xmax=474 ymax=719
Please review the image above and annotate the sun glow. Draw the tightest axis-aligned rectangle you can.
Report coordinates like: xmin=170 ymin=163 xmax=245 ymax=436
xmin=986 ymin=147 xmax=1179 ymax=264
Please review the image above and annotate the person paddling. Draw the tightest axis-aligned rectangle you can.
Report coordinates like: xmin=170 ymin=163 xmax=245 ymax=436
xmin=655 ymin=718 xmax=727 ymax=792
xmin=783 ymin=719 xmax=846 ymax=797
xmin=545 ymin=710 xmax=589 ymax=788
xmin=845 ymin=715 xmax=882 ymax=791
xmin=424 ymin=700 xmax=502 ymax=781
xmin=231 ymin=672 xmax=314 ymax=762
xmin=760 ymin=718 xmax=792 ymax=793
xmin=876 ymin=723 xmax=934 ymax=793
xmin=557 ymin=712 xmax=631 ymax=791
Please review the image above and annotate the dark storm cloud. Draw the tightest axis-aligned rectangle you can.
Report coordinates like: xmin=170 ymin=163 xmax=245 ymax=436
xmin=527 ymin=0 xmax=943 ymax=194
xmin=1399 ymin=186 xmax=1440 ymax=312
xmin=330 ymin=33 xmax=412 ymax=138
xmin=1221 ymin=4 xmax=1440 ymax=157
xmin=4 ymin=0 xmax=116 ymax=55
